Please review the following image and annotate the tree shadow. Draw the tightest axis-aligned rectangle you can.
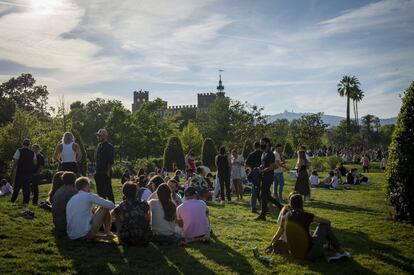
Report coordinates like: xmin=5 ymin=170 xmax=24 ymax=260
xmin=307 ymin=200 xmax=380 ymax=216
xmin=54 ymin=230 xmax=215 ymax=274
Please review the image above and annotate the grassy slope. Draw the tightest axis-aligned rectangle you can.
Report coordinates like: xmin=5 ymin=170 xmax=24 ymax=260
xmin=1 ymin=166 xmax=414 ymax=274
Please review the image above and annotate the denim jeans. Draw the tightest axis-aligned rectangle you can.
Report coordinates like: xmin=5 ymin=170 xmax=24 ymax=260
xmin=250 ymin=184 xmax=261 ymax=211
xmin=273 ymin=172 xmax=285 ymax=202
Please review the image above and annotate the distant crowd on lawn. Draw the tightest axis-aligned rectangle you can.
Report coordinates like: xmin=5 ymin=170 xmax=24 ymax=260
xmin=3 ymin=129 xmax=385 ymax=262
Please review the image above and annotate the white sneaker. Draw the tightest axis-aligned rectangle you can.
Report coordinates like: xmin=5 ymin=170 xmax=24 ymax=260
xmin=327 ymin=251 xmax=351 ymax=262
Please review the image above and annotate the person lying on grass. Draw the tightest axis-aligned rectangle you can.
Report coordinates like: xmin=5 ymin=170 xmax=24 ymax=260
xmin=112 ymin=181 xmax=152 ymax=246
xmin=265 ymin=194 xmax=351 ymax=262
xmin=66 ymin=177 xmax=115 ymax=240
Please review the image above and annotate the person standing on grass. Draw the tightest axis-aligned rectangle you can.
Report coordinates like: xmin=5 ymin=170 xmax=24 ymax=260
xmin=256 ymin=138 xmax=283 ymax=221
xmin=185 ymin=149 xmax=197 ymax=173
xmin=294 ymin=150 xmax=311 ymax=200
xmin=273 ymin=143 xmax=288 ymax=203
xmin=215 ymin=146 xmax=232 ymax=205
xmin=266 ymin=194 xmax=351 ymax=262
xmin=66 ymin=177 xmax=115 ymax=240
xmin=231 ymin=149 xmax=245 ymax=201
xmin=31 ymin=144 xmax=44 ymax=205
xmin=53 ymin=132 xmax=82 ymax=174
xmin=94 ymin=129 xmax=115 ymax=203
xmin=10 ymin=138 xmax=37 ymax=204
xmin=361 ymin=154 xmax=370 ymax=173
xmin=246 ymin=142 xmax=263 ymax=213
xmin=52 ymin=171 xmax=77 ymax=232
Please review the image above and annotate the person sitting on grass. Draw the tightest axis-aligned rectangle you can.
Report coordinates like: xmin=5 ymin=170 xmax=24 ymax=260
xmin=52 ymin=171 xmax=77 ymax=232
xmin=173 ymin=169 xmax=182 ymax=183
xmin=136 ymin=175 xmax=152 ymax=202
xmin=66 ymin=177 xmax=115 ymax=240
xmin=309 ymin=170 xmax=320 ymax=187
xmin=148 ymin=179 xmax=182 ymax=205
xmin=112 ymin=181 xmax=152 ymax=246
xmin=0 ymin=179 xmax=13 ymax=196
xmin=147 ymin=175 xmax=165 ymax=193
xmin=47 ymin=171 xmax=65 ymax=205
xmin=148 ymin=183 xmax=181 ymax=245
xmin=177 ymin=187 xmax=210 ymax=243
xmin=266 ymin=194 xmax=351 ymax=262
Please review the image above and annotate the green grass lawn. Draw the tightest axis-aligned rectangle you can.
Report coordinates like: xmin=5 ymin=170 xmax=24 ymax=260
xmin=1 ymin=168 xmax=414 ymax=274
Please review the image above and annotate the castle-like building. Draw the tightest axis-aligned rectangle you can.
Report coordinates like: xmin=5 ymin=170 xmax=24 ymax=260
xmin=132 ymin=73 xmax=226 ymax=117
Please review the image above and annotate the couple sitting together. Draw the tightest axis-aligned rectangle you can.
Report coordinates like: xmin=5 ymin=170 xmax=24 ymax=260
xmin=52 ymin=171 xmax=210 ymax=245
xmin=266 ymin=192 xmax=351 ymax=262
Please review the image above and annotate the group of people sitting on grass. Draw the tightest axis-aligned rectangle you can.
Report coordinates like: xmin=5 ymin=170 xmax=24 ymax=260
xmin=49 ymin=170 xmax=210 ymax=245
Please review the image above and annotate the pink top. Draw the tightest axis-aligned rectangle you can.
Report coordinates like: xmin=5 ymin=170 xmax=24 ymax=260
xmin=187 ymin=157 xmax=196 ymax=172
xmin=177 ymin=199 xmax=209 ymax=239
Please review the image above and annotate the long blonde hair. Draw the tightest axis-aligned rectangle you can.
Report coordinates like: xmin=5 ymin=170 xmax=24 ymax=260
xmin=62 ymin=132 xmax=75 ymax=144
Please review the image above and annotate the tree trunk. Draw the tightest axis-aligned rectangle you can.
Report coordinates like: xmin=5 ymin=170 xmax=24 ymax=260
xmin=346 ymin=93 xmax=350 ymax=132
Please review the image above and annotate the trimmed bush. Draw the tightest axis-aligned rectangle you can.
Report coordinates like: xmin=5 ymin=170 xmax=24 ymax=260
xmin=325 ymin=156 xmax=342 ymax=170
xmin=163 ymin=136 xmax=185 ymax=172
xmin=283 ymin=142 xmax=294 ymax=159
xmin=241 ymin=140 xmax=253 ymax=159
xmin=387 ymin=82 xmax=414 ymax=221
xmin=201 ymin=138 xmax=217 ymax=170
xmin=72 ymin=129 xmax=88 ymax=176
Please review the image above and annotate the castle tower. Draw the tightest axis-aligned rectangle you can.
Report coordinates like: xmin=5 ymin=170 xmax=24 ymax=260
xmin=132 ymin=90 xmax=149 ymax=112
xmin=216 ymin=70 xmax=225 ymax=98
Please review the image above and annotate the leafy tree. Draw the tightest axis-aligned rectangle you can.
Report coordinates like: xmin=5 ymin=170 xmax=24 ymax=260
xmin=201 ymin=138 xmax=217 ymax=170
xmin=163 ymin=136 xmax=185 ymax=171
xmin=283 ymin=142 xmax=294 ymax=159
xmin=326 ymin=119 xmax=360 ymax=148
xmin=72 ymin=129 xmax=88 ymax=175
xmin=361 ymin=114 xmax=381 ymax=147
xmin=386 ymin=82 xmax=414 ymax=220
xmin=173 ymin=107 xmax=197 ymax=130
xmin=291 ymin=113 xmax=327 ymax=150
xmin=351 ymin=87 xmax=364 ymax=126
xmin=241 ymin=140 xmax=253 ymax=159
xmin=0 ymin=73 xmax=49 ymax=124
xmin=338 ymin=75 xmax=360 ymax=132
xmin=106 ymin=105 xmax=134 ymax=160
xmin=265 ymin=119 xmax=290 ymax=146
xmin=180 ymin=121 xmax=203 ymax=156
xmin=379 ymin=124 xmax=395 ymax=147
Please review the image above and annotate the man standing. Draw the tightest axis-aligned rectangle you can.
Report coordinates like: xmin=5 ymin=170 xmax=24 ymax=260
xmin=94 ymin=129 xmax=115 ymax=203
xmin=10 ymin=138 xmax=37 ymax=204
xmin=256 ymin=138 xmax=282 ymax=221
xmin=245 ymin=142 xmax=263 ymax=213
xmin=273 ymin=144 xmax=287 ymax=203
xmin=31 ymin=144 xmax=45 ymax=205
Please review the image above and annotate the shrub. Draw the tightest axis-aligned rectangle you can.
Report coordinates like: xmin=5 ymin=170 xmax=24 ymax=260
xmin=163 ymin=136 xmax=185 ymax=172
xmin=325 ymin=156 xmax=342 ymax=170
xmin=111 ymin=163 xmax=125 ymax=178
xmin=72 ymin=129 xmax=87 ymax=176
xmin=387 ymin=82 xmax=414 ymax=221
xmin=311 ymin=157 xmax=324 ymax=171
xmin=241 ymin=140 xmax=253 ymax=159
xmin=201 ymin=138 xmax=217 ymax=170
xmin=136 ymin=158 xmax=164 ymax=173
xmin=283 ymin=142 xmax=294 ymax=159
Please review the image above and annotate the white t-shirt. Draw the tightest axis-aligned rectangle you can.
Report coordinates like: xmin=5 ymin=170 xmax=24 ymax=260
xmin=148 ymin=199 xmax=176 ymax=236
xmin=331 ymin=176 xmax=340 ymax=189
xmin=140 ymin=188 xmax=152 ymax=202
xmin=309 ymin=175 xmax=320 ymax=186
xmin=66 ymin=190 xmax=115 ymax=240
xmin=0 ymin=183 xmax=13 ymax=195
xmin=274 ymin=151 xmax=283 ymax=173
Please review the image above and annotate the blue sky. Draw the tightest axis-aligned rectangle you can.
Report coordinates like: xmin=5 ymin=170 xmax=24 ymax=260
xmin=0 ymin=0 xmax=413 ymax=118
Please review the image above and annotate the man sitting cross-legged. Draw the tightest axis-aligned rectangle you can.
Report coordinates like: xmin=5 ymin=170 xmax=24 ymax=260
xmin=177 ymin=187 xmax=210 ymax=243
xmin=66 ymin=177 xmax=115 ymax=240
xmin=266 ymin=194 xmax=351 ymax=262
xmin=52 ymin=171 xmax=78 ymax=232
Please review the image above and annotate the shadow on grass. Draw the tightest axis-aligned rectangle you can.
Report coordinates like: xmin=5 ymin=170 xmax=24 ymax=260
xmin=54 ymin=230 xmax=253 ymax=274
xmin=307 ymin=200 xmax=380 ymax=215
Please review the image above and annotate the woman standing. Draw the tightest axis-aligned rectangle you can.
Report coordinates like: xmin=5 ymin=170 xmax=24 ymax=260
xmin=53 ymin=132 xmax=82 ymax=174
xmin=294 ymin=150 xmax=311 ymax=200
xmin=215 ymin=147 xmax=231 ymax=204
xmin=185 ymin=149 xmax=196 ymax=173
xmin=231 ymin=149 xmax=245 ymax=201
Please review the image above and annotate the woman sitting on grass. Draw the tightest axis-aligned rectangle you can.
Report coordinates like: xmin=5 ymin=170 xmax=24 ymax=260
xmin=148 ymin=183 xmax=182 ymax=245
xmin=47 ymin=171 xmax=65 ymax=204
xmin=112 ymin=181 xmax=152 ymax=246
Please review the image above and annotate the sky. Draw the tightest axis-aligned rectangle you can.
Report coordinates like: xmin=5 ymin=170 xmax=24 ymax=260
xmin=0 ymin=0 xmax=413 ymax=118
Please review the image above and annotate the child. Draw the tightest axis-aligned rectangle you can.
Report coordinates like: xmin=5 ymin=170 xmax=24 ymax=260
xmin=309 ymin=170 xmax=320 ymax=186
xmin=0 ymin=179 xmax=13 ymax=196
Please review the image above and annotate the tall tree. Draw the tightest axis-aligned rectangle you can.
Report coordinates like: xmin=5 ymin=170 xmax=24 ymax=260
xmin=351 ymin=87 xmax=364 ymax=125
xmin=291 ymin=113 xmax=328 ymax=150
xmin=337 ymin=75 xmax=360 ymax=132
xmin=180 ymin=121 xmax=203 ymax=156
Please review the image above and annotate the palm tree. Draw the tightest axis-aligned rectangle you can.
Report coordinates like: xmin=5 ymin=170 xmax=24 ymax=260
xmin=337 ymin=75 xmax=360 ymax=132
xmin=351 ymin=87 xmax=364 ymax=126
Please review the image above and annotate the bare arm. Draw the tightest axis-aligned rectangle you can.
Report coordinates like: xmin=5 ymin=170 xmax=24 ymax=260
xmin=261 ymin=162 xmax=276 ymax=174
xmin=53 ymin=144 xmax=62 ymax=163
xmin=74 ymin=143 xmax=82 ymax=163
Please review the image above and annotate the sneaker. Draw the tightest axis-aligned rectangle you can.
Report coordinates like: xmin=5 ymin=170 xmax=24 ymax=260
xmin=327 ymin=252 xmax=351 ymax=262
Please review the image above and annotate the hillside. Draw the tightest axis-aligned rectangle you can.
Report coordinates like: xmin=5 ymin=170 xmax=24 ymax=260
xmin=267 ymin=110 xmax=397 ymax=127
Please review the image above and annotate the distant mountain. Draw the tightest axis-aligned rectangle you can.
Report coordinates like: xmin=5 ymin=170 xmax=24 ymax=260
xmin=266 ymin=110 xmax=397 ymax=127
